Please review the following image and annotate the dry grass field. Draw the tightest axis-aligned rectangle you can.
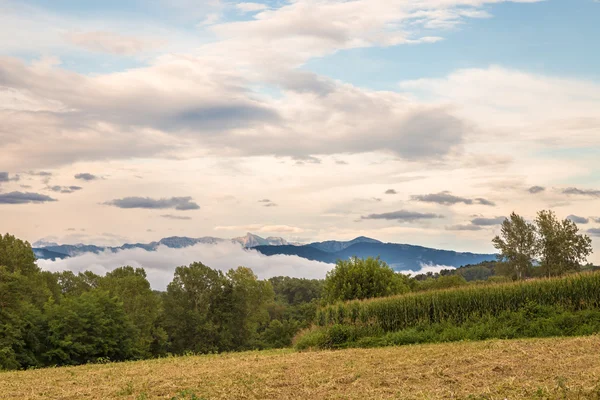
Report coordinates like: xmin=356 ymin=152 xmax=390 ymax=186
xmin=1 ymin=336 xmax=600 ymax=400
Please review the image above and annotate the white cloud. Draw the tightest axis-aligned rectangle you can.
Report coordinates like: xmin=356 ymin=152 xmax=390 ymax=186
xmin=235 ymin=3 xmax=268 ymax=13
xmin=64 ymin=31 xmax=165 ymax=55
xmin=37 ymin=241 xmax=334 ymax=290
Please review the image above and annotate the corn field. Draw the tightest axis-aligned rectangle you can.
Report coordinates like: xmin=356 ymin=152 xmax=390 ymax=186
xmin=315 ymin=272 xmax=600 ymax=332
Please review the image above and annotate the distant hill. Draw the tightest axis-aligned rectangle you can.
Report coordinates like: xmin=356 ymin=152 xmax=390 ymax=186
xmin=32 ymin=233 xmax=286 ymax=260
xmin=255 ymin=239 xmax=496 ymax=271
xmin=308 ymin=236 xmax=382 ymax=253
xmin=33 ymin=234 xmax=496 ymax=270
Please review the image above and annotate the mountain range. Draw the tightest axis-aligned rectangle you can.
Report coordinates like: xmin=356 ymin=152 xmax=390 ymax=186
xmin=32 ymin=233 xmax=496 ymax=271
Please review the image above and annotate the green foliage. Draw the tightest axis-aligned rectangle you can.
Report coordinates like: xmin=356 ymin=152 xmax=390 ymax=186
xmin=99 ymin=266 xmax=167 ymax=358
xmin=315 ymin=272 xmax=600 ymax=333
xmin=493 ymin=210 xmax=593 ymax=280
xmin=162 ymin=263 xmax=274 ymax=354
xmin=297 ymin=305 xmax=600 ymax=350
xmin=492 ymin=212 xmax=537 ymax=280
xmin=413 ymin=275 xmax=467 ymax=292
xmin=0 ymin=234 xmax=52 ymax=370
xmin=0 ymin=233 xmax=38 ymax=275
xmin=323 ymin=257 xmax=410 ymax=303
xmin=536 ymin=210 xmax=593 ymax=277
xmin=268 ymin=276 xmax=323 ymax=305
xmin=43 ymin=290 xmax=135 ymax=365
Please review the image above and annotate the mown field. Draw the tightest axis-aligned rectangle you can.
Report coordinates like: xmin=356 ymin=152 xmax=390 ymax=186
xmin=1 ymin=336 xmax=600 ymax=400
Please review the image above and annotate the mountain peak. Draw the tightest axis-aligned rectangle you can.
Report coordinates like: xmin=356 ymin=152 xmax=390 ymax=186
xmin=232 ymin=233 xmax=288 ymax=247
xmin=308 ymin=236 xmax=383 ymax=253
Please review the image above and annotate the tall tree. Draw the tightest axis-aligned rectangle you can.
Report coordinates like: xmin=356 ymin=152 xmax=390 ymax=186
xmin=535 ymin=210 xmax=592 ymax=277
xmin=0 ymin=234 xmax=50 ymax=370
xmin=492 ymin=212 xmax=538 ymax=280
xmin=162 ymin=262 xmax=228 ymax=354
xmin=99 ymin=266 xmax=167 ymax=358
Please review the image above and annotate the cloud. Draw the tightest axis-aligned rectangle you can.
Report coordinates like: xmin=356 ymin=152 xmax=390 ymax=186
xmin=562 ymin=187 xmax=600 ymax=198
xmin=215 ymin=224 xmax=305 ymax=234
xmin=64 ymin=31 xmax=164 ymax=55
xmin=0 ymin=172 xmax=19 ymax=182
xmin=471 ymin=216 xmax=505 ymax=226
xmin=235 ymin=3 xmax=268 ymax=13
xmin=292 ymin=155 xmax=322 ymax=165
xmin=74 ymin=173 xmax=99 ymax=181
xmin=588 ymin=228 xmax=600 ymax=237
xmin=446 ymin=224 xmax=483 ymax=231
xmin=37 ymin=242 xmax=333 ymax=290
xmin=361 ymin=210 xmax=443 ymax=223
xmin=258 ymin=199 xmax=277 ymax=207
xmin=0 ymin=56 xmax=467 ymax=170
xmin=161 ymin=214 xmax=193 ymax=220
xmin=47 ymin=185 xmax=83 ymax=194
xmin=528 ymin=186 xmax=545 ymax=194
xmin=385 ymin=189 xmax=397 ymax=195
xmin=411 ymin=191 xmax=495 ymax=206
xmin=28 ymin=171 xmax=52 ymax=177
xmin=567 ymin=215 xmax=589 ymax=224
xmin=105 ymin=196 xmax=200 ymax=211
xmin=593 ymin=218 xmax=600 ymax=224
xmin=0 ymin=191 xmax=56 ymax=204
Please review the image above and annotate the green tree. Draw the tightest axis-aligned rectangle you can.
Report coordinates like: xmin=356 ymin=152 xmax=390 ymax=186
xmin=225 ymin=267 xmax=274 ymax=349
xmin=0 ymin=233 xmax=37 ymax=275
xmin=162 ymin=262 xmax=228 ymax=354
xmin=535 ymin=210 xmax=593 ymax=277
xmin=0 ymin=234 xmax=51 ymax=370
xmin=99 ymin=267 xmax=167 ymax=358
xmin=54 ymin=270 xmax=101 ymax=296
xmin=323 ymin=257 xmax=410 ymax=303
xmin=492 ymin=212 xmax=538 ymax=280
xmin=44 ymin=290 xmax=135 ymax=366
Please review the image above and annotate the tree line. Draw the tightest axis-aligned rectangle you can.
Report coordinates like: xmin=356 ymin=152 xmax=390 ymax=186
xmin=0 ymin=233 xmax=323 ymax=370
xmin=0 ymin=210 xmax=594 ymax=370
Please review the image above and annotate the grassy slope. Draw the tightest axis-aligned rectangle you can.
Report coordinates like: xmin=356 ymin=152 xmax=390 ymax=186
xmin=1 ymin=336 xmax=600 ymax=400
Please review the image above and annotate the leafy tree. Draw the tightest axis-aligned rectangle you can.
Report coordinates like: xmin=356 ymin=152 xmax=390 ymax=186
xmin=323 ymin=257 xmax=410 ymax=303
xmin=44 ymin=290 xmax=135 ymax=365
xmin=162 ymin=262 xmax=228 ymax=354
xmin=0 ymin=234 xmax=51 ymax=370
xmin=55 ymin=270 xmax=101 ymax=296
xmin=535 ymin=210 xmax=592 ymax=277
xmin=268 ymin=276 xmax=323 ymax=305
xmin=99 ymin=266 xmax=167 ymax=358
xmin=492 ymin=212 xmax=538 ymax=280
xmin=224 ymin=267 xmax=274 ymax=349
xmin=0 ymin=234 xmax=38 ymax=275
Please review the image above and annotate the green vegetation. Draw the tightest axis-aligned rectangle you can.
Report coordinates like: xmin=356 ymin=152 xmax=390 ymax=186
xmin=296 ymin=272 xmax=600 ymax=349
xmin=322 ymin=256 xmax=409 ymax=303
xmin=493 ymin=210 xmax=592 ymax=279
xmin=0 ymin=233 xmax=323 ymax=370
xmin=0 ymin=209 xmax=597 ymax=371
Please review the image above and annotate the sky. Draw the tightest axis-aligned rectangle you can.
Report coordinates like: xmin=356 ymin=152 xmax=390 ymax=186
xmin=1 ymin=0 xmax=600 ymax=269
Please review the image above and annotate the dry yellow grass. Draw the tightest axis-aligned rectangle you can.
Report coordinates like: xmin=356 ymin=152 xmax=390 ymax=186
xmin=1 ymin=336 xmax=600 ymax=399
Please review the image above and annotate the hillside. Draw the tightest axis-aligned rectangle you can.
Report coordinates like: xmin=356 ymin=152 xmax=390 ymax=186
xmin=255 ymin=241 xmax=496 ymax=270
xmin=1 ymin=336 xmax=599 ymax=399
